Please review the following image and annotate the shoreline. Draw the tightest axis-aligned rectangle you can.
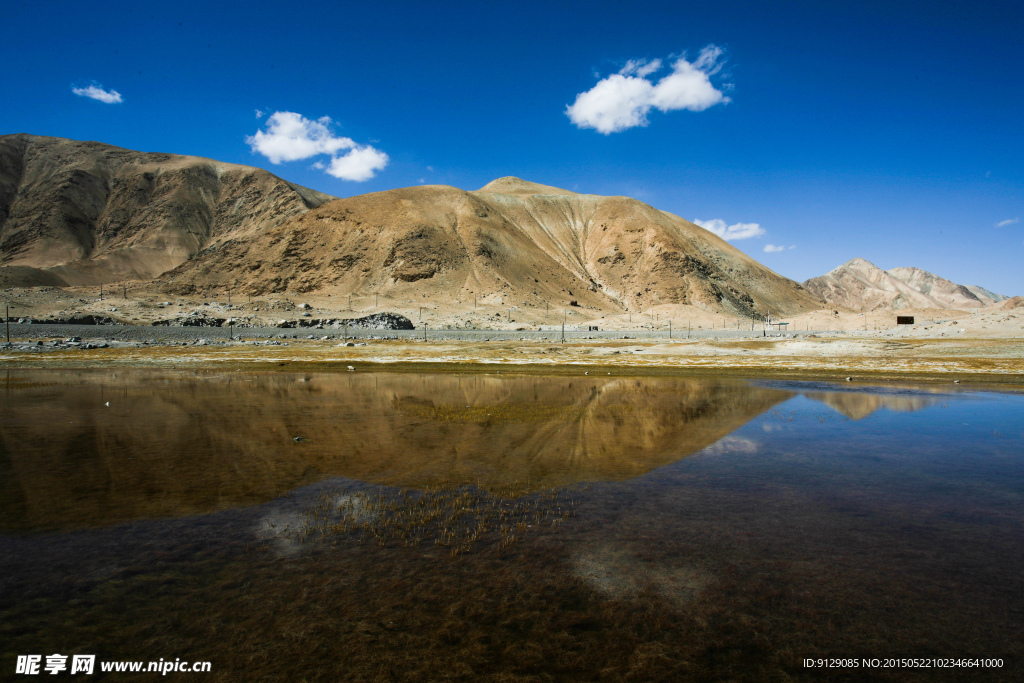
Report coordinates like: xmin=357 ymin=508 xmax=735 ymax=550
xmin=2 ymin=325 xmax=1023 ymax=389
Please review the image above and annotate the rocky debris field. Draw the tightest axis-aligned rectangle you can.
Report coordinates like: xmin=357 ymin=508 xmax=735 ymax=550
xmin=0 ymin=322 xmax=793 ymax=348
xmin=4 ymin=314 xmax=116 ymax=325
xmin=272 ymin=312 xmax=415 ymax=330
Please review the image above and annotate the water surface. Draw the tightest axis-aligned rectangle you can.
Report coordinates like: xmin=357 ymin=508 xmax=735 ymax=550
xmin=1 ymin=369 xmax=1021 ymax=680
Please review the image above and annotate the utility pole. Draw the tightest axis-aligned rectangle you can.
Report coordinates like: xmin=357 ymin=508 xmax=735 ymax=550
xmin=687 ymin=320 xmax=690 ymax=339
xmin=561 ymin=321 xmax=565 ymax=343
xmin=375 ymin=292 xmax=379 ymax=308
xmin=5 ymin=304 xmax=9 ymax=344
xmin=123 ymin=284 xmax=127 ymax=299
xmin=669 ymin=320 xmax=672 ymax=339
xmin=349 ymin=293 xmax=352 ymax=310
xmin=99 ymin=283 xmax=103 ymax=300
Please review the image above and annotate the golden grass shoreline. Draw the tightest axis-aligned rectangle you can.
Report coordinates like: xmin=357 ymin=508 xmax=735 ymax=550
xmin=3 ymin=336 xmax=1024 ymax=388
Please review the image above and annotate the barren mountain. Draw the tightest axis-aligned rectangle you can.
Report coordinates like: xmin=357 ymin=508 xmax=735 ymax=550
xmin=803 ymin=258 xmax=1010 ymax=311
xmin=993 ymin=295 xmax=1024 ymax=310
xmin=0 ymin=134 xmax=334 ymax=286
xmin=963 ymin=284 xmax=1009 ymax=305
xmin=163 ymin=176 xmax=819 ymax=316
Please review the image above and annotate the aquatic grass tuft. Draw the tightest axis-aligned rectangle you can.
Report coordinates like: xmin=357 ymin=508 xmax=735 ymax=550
xmin=286 ymin=482 xmax=584 ymax=556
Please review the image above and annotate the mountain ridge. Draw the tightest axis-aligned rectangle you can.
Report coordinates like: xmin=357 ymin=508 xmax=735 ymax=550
xmin=804 ymin=257 xmax=1009 ymax=311
xmin=0 ymin=135 xmax=912 ymax=318
xmin=160 ymin=175 xmax=820 ymax=316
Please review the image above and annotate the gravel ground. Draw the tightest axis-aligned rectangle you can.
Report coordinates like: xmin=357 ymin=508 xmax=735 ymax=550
xmin=1 ymin=322 xmax=810 ymax=345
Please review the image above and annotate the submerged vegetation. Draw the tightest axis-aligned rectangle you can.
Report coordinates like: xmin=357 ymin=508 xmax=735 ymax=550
xmin=280 ymin=483 xmax=584 ymax=556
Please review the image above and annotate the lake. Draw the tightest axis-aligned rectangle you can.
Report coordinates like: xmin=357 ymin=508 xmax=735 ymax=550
xmin=1 ymin=369 xmax=1021 ymax=680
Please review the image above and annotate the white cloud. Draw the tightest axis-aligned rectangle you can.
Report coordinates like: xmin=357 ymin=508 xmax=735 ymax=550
xmin=566 ymin=46 xmax=729 ymax=134
xmin=763 ymin=244 xmax=795 ymax=252
xmin=996 ymin=217 xmax=1019 ymax=227
xmin=621 ymin=58 xmax=662 ymax=78
xmin=72 ymin=84 xmax=122 ymax=104
xmin=326 ymin=146 xmax=389 ymax=182
xmin=693 ymin=218 xmax=765 ymax=241
xmin=246 ymin=111 xmax=388 ymax=181
xmin=310 ymin=160 xmax=325 ymax=170
xmin=246 ymin=111 xmax=355 ymax=163
xmin=700 ymin=436 xmax=759 ymax=456
xmin=255 ymin=109 xmax=264 ymax=118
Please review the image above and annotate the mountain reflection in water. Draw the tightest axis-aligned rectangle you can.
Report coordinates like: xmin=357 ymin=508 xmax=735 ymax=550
xmin=802 ymin=389 xmax=944 ymax=419
xmin=0 ymin=370 xmax=791 ymax=531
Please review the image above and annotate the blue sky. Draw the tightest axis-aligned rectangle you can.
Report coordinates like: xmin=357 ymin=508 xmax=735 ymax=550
xmin=3 ymin=0 xmax=1022 ymax=294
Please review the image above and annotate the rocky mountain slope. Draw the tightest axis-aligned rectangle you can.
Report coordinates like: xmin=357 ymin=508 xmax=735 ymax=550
xmin=163 ymin=176 xmax=820 ymax=316
xmin=803 ymin=258 xmax=1010 ymax=311
xmin=0 ymin=134 xmax=334 ymax=286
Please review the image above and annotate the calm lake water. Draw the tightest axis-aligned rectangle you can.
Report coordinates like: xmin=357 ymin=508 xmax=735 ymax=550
xmin=1 ymin=369 xmax=1022 ymax=681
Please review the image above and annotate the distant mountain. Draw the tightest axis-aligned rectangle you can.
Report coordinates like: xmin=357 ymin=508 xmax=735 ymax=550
xmin=992 ymin=295 xmax=1024 ymax=310
xmin=803 ymin=258 xmax=1010 ymax=311
xmin=964 ymin=284 xmax=1009 ymax=305
xmin=162 ymin=175 xmax=821 ymax=315
xmin=0 ymin=134 xmax=334 ymax=286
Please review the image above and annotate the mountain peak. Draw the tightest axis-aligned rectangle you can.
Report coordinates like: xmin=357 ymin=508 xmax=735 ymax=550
xmin=845 ymin=257 xmax=880 ymax=268
xmin=827 ymin=257 xmax=880 ymax=275
xmin=476 ymin=177 xmax=576 ymax=196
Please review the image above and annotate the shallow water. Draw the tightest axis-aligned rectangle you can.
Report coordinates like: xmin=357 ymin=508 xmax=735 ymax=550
xmin=1 ymin=369 xmax=1022 ymax=681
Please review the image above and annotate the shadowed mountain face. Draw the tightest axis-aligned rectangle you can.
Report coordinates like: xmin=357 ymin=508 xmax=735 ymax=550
xmin=0 ymin=134 xmax=334 ymax=286
xmin=803 ymin=257 xmax=1010 ymax=311
xmin=0 ymin=370 xmax=791 ymax=531
xmin=163 ymin=177 xmax=820 ymax=316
